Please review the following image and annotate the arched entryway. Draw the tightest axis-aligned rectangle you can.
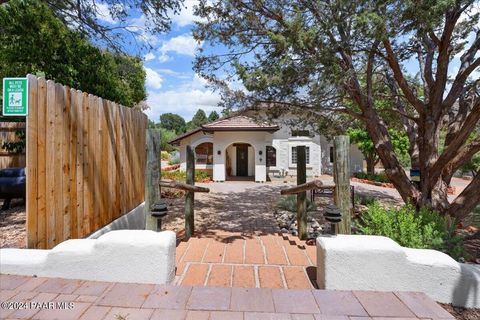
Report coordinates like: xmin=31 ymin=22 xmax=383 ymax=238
xmin=225 ymin=142 xmax=255 ymax=181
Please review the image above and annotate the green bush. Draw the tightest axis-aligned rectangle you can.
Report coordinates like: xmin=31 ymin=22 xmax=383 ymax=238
xmin=168 ymin=158 xmax=180 ymax=165
xmin=354 ymin=194 xmax=376 ymax=206
xmin=160 ymin=151 xmax=170 ymax=160
xmin=277 ymin=195 xmax=317 ymax=212
xmin=358 ymin=202 xmax=465 ymax=260
xmin=354 ymin=172 xmax=390 ymax=183
xmin=161 ymin=170 xmax=211 ymax=182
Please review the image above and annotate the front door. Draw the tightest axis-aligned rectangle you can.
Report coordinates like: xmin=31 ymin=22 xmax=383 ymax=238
xmin=236 ymin=144 xmax=248 ymax=176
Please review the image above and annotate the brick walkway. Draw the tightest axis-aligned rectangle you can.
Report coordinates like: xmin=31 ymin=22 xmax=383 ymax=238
xmin=0 ymin=274 xmax=454 ymax=319
xmin=175 ymin=231 xmax=317 ymax=289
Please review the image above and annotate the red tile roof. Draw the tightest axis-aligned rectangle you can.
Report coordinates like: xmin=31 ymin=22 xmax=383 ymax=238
xmin=203 ymin=116 xmax=278 ymax=130
xmin=169 ymin=116 xmax=279 ymax=145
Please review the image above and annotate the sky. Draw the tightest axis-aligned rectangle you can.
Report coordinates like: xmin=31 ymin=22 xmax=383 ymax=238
xmin=95 ymin=1 xmax=479 ymax=123
xmin=98 ymin=0 xmax=223 ymax=122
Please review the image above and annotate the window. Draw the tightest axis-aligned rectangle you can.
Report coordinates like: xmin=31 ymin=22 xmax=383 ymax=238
xmin=292 ymin=146 xmax=310 ymax=164
xmin=329 ymin=146 xmax=334 ymax=163
xmin=266 ymin=146 xmax=276 ymax=167
xmin=195 ymin=143 xmax=213 ymax=165
xmin=291 ymin=130 xmax=310 ymax=137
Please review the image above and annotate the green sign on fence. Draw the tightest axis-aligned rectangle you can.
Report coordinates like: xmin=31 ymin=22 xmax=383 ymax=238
xmin=2 ymin=78 xmax=29 ymax=116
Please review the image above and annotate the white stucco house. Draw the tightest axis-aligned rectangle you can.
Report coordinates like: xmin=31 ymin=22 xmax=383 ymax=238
xmin=169 ymin=111 xmax=364 ymax=183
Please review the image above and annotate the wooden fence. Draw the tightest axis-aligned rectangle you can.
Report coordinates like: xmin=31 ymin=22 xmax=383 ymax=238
xmin=0 ymin=122 xmax=26 ymax=168
xmin=26 ymin=75 xmax=148 ymax=249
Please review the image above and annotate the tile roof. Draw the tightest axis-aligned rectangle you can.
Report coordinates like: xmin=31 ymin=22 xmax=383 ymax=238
xmin=202 ymin=116 xmax=278 ymax=130
xmin=169 ymin=116 xmax=279 ymax=145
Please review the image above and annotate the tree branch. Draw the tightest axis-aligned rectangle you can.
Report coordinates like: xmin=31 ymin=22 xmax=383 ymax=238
xmin=442 ymin=136 xmax=480 ymax=181
xmin=382 ymin=39 xmax=425 ymax=113
xmin=447 ymin=172 xmax=480 ymax=221
xmin=443 ymin=30 xmax=480 ymax=109
xmin=431 ymin=99 xmax=480 ymax=179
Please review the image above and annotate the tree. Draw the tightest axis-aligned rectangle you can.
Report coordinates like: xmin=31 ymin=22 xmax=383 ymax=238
xmin=194 ymin=0 xmax=480 ymax=221
xmin=0 ymin=0 xmax=183 ymax=51
xmin=208 ymin=110 xmax=220 ymax=122
xmin=348 ymin=128 xmax=410 ymax=174
xmin=160 ymin=128 xmax=177 ymax=153
xmin=160 ymin=113 xmax=186 ymax=134
xmin=0 ymin=0 xmax=146 ymax=107
xmin=187 ymin=109 xmax=208 ymax=130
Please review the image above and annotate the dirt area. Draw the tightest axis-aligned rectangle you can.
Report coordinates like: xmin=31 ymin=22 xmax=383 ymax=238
xmin=0 ymin=199 xmax=26 ymax=248
xmin=161 ymin=181 xmax=283 ymax=234
xmin=440 ymin=303 xmax=480 ymax=320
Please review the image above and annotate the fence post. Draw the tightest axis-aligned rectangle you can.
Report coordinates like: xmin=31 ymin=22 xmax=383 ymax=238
xmin=333 ymin=135 xmax=351 ymax=234
xmin=145 ymin=129 xmax=161 ymax=231
xmin=185 ymin=145 xmax=195 ymax=239
xmin=296 ymin=145 xmax=307 ymax=240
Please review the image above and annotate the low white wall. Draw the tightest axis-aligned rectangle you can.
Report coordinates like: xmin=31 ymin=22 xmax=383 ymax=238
xmin=316 ymin=235 xmax=480 ymax=308
xmin=87 ymin=202 xmax=145 ymax=239
xmin=0 ymin=230 xmax=176 ymax=285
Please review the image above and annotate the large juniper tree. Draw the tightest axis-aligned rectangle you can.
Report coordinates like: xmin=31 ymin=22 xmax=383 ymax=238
xmin=0 ymin=0 xmax=184 ymax=51
xmin=194 ymin=0 xmax=480 ymax=220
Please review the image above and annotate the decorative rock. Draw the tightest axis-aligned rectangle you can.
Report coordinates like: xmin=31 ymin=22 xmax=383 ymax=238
xmin=281 ymin=228 xmax=289 ymax=233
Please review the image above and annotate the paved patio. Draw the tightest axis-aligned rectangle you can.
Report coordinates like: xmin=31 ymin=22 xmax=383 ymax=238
xmin=175 ymin=231 xmax=316 ymax=289
xmin=0 ymin=274 xmax=454 ymax=319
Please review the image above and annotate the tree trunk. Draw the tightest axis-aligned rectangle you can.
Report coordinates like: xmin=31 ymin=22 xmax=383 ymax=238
xmin=362 ymin=108 xmax=420 ymax=204
xmin=447 ymin=173 xmax=480 ymax=221
xmin=366 ymin=156 xmax=376 ymax=175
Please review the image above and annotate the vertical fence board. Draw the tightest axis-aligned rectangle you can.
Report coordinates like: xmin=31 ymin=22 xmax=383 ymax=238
xmin=54 ymin=83 xmax=64 ymax=246
xmin=26 ymin=75 xmax=38 ymax=248
xmin=82 ymin=94 xmax=91 ymax=236
xmin=25 ymin=75 xmax=147 ymax=248
xmin=69 ymin=88 xmax=78 ymax=239
xmin=45 ymin=80 xmax=56 ymax=248
xmin=62 ymin=86 xmax=71 ymax=241
xmin=87 ymin=94 xmax=96 ymax=232
xmin=36 ymin=78 xmax=47 ymax=249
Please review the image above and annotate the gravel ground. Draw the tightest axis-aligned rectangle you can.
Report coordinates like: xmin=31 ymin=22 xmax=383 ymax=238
xmin=0 ymin=199 xmax=26 ymax=248
xmin=440 ymin=303 xmax=480 ymax=320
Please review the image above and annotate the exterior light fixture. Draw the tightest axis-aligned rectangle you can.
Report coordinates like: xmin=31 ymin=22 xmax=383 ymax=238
xmin=259 ymin=150 xmax=263 ymax=155
xmin=217 ymin=150 xmax=221 ymax=155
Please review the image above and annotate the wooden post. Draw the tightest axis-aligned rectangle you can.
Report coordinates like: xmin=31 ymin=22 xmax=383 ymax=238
xmin=145 ymin=129 xmax=161 ymax=231
xmin=296 ymin=145 xmax=307 ymax=240
xmin=185 ymin=145 xmax=195 ymax=239
xmin=333 ymin=135 xmax=352 ymax=234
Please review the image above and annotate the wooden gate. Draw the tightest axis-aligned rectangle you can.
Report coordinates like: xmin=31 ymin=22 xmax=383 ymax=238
xmin=26 ymin=74 xmax=148 ymax=248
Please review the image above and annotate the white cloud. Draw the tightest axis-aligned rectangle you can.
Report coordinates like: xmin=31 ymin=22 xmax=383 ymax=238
xmin=96 ymin=3 xmax=116 ymax=24
xmin=158 ymin=52 xmax=171 ymax=63
xmin=145 ymin=67 xmax=163 ymax=89
xmin=171 ymin=0 xmax=203 ymax=27
xmin=144 ymin=52 xmax=155 ymax=61
xmin=159 ymin=34 xmax=202 ymax=57
xmin=145 ymin=74 xmax=221 ymax=121
xmin=127 ymin=15 xmax=160 ymax=45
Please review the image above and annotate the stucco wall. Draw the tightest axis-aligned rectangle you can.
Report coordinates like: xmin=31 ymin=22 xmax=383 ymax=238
xmin=320 ymin=136 xmax=364 ymax=175
xmin=0 ymin=230 xmax=176 ymax=285
xmin=316 ymin=235 xmax=480 ymax=308
xmin=174 ymin=112 xmax=365 ymax=179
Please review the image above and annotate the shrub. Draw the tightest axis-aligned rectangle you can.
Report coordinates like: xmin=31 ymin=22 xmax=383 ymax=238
xmin=354 ymin=194 xmax=376 ymax=206
xmin=358 ymin=202 xmax=465 ymax=260
xmin=277 ymin=195 xmax=317 ymax=212
xmin=354 ymin=172 xmax=390 ymax=183
xmin=160 ymin=151 xmax=170 ymax=160
xmin=168 ymin=158 xmax=180 ymax=165
xmin=161 ymin=170 xmax=211 ymax=182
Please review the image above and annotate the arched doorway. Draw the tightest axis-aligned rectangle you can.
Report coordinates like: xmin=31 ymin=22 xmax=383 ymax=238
xmin=194 ymin=142 xmax=214 ymax=177
xmin=225 ymin=142 xmax=255 ymax=181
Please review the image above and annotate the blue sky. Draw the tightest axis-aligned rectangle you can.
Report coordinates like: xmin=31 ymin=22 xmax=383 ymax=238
xmin=95 ymin=1 xmax=479 ymax=123
xmin=97 ymin=0 xmax=223 ymax=122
